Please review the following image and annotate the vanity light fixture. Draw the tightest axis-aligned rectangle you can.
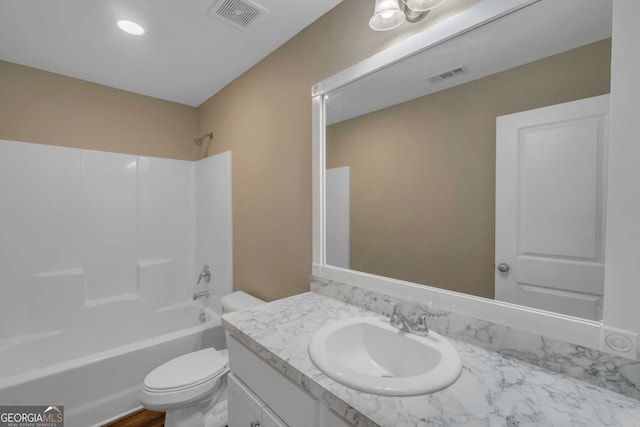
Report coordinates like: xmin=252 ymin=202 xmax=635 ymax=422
xmin=369 ymin=0 xmax=447 ymax=31
xmin=117 ymin=20 xmax=145 ymax=35
xmin=404 ymin=0 xmax=447 ymax=12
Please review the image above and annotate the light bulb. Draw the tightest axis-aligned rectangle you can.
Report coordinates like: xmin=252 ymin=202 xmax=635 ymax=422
xmin=117 ymin=20 xmax=145 ymax=35
xmin=369 ymin=0 xmax=405 ymax=31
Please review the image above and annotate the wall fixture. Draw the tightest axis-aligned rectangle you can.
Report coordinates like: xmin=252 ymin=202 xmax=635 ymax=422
xmin=369 ymin=0 xmax=446 ymax=31
xmin=194 ymin=132 xmax=213 ymax=146
xmin=194 ymin=132 xmax=214 ymax=157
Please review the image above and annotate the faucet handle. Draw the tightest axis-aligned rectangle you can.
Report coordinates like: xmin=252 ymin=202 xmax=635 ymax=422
xmin=383 ymin=299 xmax=400 ymax=315
xmin=197 ymin=264 xmax=212 ymax=285
xmin=414 ymin=313 xmax=430 ymax=336
xmin=384 ymin=299 xmax=407 ymax=330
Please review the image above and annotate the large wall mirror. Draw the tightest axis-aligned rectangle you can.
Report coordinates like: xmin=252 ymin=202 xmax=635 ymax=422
xmin=314 ymin=0 xmax=640 ymax=357
xmin=322 ymin=0 xmax=612 ymax=322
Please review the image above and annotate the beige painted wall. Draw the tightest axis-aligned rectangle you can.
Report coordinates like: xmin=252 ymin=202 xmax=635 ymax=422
xmin=0 ymin=60 xmax=199 ymax=160
xmin=0 ymin=2 xmax=612 ymax=302
xmin=326 ymin=39 xmax=611 ymax=299
xmin=0 ymin=0 xmax=502 ymax=302
xmin=197 ymin=0 xmax=482 ymax=302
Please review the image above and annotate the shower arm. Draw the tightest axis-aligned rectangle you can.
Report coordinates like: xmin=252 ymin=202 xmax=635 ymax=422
xmin=193 ymin=132 xmax=213 ymax=146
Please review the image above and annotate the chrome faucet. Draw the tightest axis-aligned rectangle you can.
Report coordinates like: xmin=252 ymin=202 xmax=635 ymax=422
xmin=194 ymin=265 xmax=211 ymax=300
xmin=197 ymin=264 xmax=211 ymax=285
xmin=193 ymin=290 xmax=210 ymax=300
xmin=386 ymin=301 xmax=431 ymax=337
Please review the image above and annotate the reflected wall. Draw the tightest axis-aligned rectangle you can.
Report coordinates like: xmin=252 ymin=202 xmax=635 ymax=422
xmin=326 ymin=39 xmax=611 ymax=299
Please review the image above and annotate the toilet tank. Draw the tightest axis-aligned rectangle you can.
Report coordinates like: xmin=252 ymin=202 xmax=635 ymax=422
xmin=221 ymin=291 xmax=264 ymax=313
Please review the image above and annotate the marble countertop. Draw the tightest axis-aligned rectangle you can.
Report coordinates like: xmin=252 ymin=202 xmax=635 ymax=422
xmin=222 ymin=292 xmax=640 ymax=427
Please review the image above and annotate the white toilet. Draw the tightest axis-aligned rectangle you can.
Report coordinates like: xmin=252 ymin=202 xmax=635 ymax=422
xmin=140 ymin=291 xmax=264 ymax=427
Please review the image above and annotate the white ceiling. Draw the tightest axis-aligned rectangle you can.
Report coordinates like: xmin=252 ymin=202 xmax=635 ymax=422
xmin=326 ymin=0 xmax=612 ymax=125
xmin=0 ymin=0 xmax=342 ymax=106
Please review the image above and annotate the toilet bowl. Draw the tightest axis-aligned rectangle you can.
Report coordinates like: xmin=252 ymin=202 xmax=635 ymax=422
xmin=140 ymin=291 xmax=264 ymax=427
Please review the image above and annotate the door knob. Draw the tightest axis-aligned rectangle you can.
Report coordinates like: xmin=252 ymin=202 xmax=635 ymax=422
xmin=497 ymin=263 xmax=510 ymax=273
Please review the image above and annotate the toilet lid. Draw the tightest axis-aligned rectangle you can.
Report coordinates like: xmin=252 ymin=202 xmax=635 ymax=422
xmin=144 ymin=348 xmax=228 ymax=392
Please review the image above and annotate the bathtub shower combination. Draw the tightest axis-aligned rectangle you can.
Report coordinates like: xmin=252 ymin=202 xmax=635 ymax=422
xmin=0 ymin=302 xmax=225 ymax=426
xmin=0 ymin=139 xmax=232 ymax=427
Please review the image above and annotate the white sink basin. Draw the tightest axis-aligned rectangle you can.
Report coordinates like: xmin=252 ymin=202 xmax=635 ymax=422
xmin=308 ymin=317 xmax=462 ymax=396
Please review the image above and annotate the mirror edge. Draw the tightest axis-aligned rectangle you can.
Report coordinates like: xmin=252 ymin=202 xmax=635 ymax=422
xmin=311 ymin=0 xmax=640 ymax=360
xmin=315 ymin=0 xmax=539 ymax=96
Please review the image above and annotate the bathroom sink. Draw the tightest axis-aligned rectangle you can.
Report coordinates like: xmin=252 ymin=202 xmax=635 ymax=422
xmin=308 ymin=317 xmax=462 ymax=396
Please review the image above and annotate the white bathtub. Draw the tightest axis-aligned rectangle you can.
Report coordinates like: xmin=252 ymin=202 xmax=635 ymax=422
xmin=0 ymin=301 xmax=225 ymax=427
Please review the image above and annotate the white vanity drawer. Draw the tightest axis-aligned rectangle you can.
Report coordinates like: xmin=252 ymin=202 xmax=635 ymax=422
xmin=228 ymin=373 xmax=264 ymax=427
xmin=228 ymin=373 xmax=287 ymax=427
xmin=228 ymin=336 xmax=316 ymax=427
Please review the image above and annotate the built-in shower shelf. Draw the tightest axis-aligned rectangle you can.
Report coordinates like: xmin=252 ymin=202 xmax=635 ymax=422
xmin=85 ymin=293 xmax=139 ymax=307
xmin=31 ymin=268 xmax=83 ymax=278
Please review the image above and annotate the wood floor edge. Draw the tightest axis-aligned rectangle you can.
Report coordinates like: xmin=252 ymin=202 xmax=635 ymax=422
xmin=102 ymin=408 xmax=165 ymax=427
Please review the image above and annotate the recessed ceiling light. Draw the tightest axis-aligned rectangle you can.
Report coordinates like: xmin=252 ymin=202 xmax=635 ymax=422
xmin=117 ymin=20 xmax=145 ymax=35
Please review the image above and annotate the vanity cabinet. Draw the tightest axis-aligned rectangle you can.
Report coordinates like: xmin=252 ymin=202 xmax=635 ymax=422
xmin=228 ymin=373 xmax=286 ymax=427
xmin=227 ymin=336 xmax=352 ymax=427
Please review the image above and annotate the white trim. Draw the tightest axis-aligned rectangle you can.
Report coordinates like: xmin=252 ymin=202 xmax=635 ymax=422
xmin=311 ymin=0 xmax=640 ymax=360
xmin=226 ymin=152 xmax=234 ymax=295
xmin=312 ymin=94 xmax=326 ymax=267
xmin=602 ymin=0 xmax=640 ymax=343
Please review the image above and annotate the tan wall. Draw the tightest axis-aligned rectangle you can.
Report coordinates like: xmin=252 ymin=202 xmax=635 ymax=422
xmin=197 ymin=0 xmax=482 ymax=302
xmin=0 ymin=60 xmax=199 ymax=160
xmin=0 ymin=0 xmax=495 ymax=302
xmin=326 ymin=39 xmax=611 ymax=299
xmin=0 ymin=2 xmax=611 ymax=302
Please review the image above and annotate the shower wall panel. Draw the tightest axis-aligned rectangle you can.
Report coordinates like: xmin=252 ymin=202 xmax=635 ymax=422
xmin=82 ymin=150 xmax=138 ymax=304
xmin=0 ymin=141 xmax=83 ymax=339
xmin=0 ymin=139 xmax=232 ymax=341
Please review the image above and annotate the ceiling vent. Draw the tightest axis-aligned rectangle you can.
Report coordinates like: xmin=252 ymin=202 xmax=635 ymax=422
xmin=207 ymin=0 xmax=266 ymax=31
xmin=425 ymin=66 xmax=468 ymax=84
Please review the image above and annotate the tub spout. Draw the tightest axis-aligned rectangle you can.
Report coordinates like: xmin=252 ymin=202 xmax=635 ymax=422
xmin=193 ymin=290 xmax=210 ymax=300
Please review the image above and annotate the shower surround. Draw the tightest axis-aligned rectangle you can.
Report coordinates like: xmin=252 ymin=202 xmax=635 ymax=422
xmin=0 ymin=139 xmax=232 ymax=426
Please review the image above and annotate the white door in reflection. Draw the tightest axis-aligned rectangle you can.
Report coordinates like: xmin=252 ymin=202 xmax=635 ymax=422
xmin=495 ymin=95 xmax=609 ymax=320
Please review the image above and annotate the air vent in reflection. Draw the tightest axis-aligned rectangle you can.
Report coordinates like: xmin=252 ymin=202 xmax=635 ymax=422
xmin=207 ymin=0 xmax=266 ymax=31
xmin=425 ymin=66 xmax=468 ymax=84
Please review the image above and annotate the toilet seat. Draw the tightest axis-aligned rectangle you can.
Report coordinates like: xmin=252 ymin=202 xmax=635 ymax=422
xmin=144 ymin=348 xmax=228 ymax=392
xmin=141 ymin=348 xmax=229 ymax=411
